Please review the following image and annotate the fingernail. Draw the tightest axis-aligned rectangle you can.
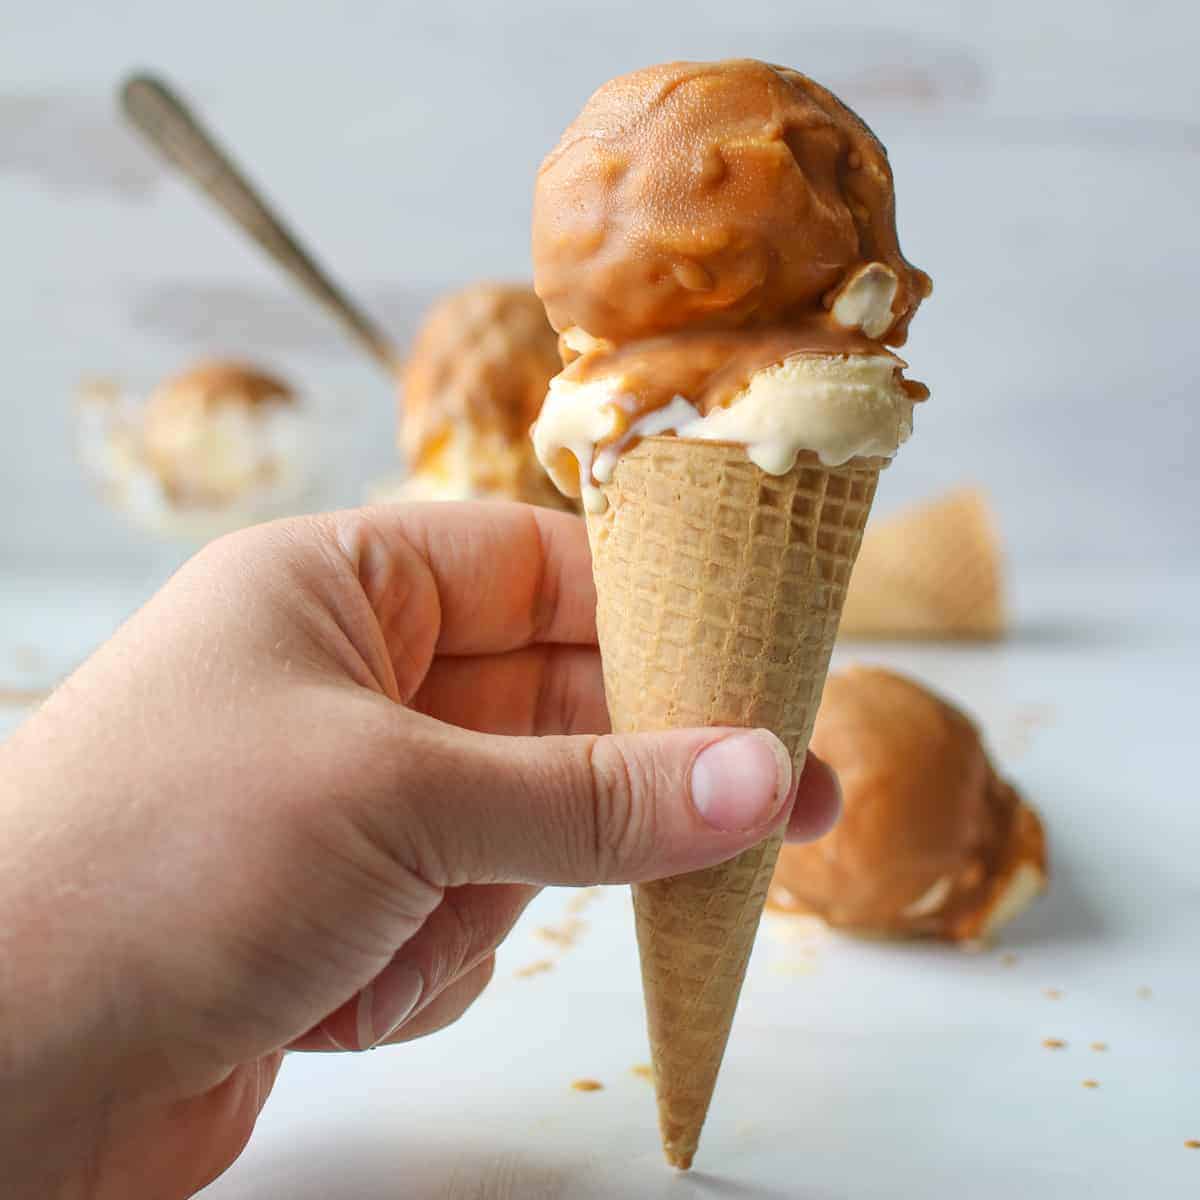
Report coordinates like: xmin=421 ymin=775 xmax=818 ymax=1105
xmin=356 ymin=961 xmax=424 ymax=1050
xmin=691 ymin=731 xmax=793 ymax=832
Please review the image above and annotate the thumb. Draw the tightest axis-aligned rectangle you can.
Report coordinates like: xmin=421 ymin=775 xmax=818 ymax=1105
xmin=382 ymin=714 xmax=796 ymax=886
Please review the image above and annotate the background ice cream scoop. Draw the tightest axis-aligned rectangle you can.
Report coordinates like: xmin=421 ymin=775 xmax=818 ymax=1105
xmin=140 ymin=361 xmax=297 ymax=506
xmin=771 ymin=665 xmax=1047 ymax=940
xmin=375 ymin=282 xmax=575 ymax=510
xmin=77 ymin=358 xmax=310 ymax=539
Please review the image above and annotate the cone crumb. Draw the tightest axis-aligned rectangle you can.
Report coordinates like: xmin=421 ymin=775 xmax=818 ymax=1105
xmin=1042 ymin=1038 xmax=1067 ymax=1050
xmin=1090 ymin=1041 xmax=1108 ymax=1052
xmin=1185 ymin=1139 xmax=1200 ymax=1149
xmin=1043 ymin=988 xmax=1063 ymax=1000
xmin=631 ymin=1063 xmax=654 ymax=1082
xmin=566 ymin=887 xmax=603 ymax=915
xmin=513 ymin=959 xmax=554 ymax=979
xmin=1001 ymin=952 xmax=1019 ymax=966
xmin=1137 ymin=985 xmax=1153 ymax=999
xmin=1081 ymin=1079 xmax=1100 ymax=1089
xmin=571 ymin=1078 xmax=604 ymax=1092
xmin=0 ymin=686 xmax=50 ymax=707
xmin=534 ymin=917 xmax=585 ymax=948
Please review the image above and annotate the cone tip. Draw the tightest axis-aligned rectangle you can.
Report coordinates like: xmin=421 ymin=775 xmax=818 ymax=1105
xmin=665 ymin=1145 xmax=696 ymax=1171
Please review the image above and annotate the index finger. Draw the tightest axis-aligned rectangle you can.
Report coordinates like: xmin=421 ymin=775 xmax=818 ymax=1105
xmin=354 ymin=500 xmax=597 ymax=656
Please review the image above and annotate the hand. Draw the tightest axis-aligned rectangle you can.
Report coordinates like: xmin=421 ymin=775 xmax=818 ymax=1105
xmin=0 ymin=503 xmax=840 ymax=1199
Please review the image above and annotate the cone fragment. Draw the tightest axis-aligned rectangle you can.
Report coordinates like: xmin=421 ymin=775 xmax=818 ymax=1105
xmin=586 ymin=438 xmax=881 ymax=1169
xmin=839 ymin=487 xmax=1005 ymax=640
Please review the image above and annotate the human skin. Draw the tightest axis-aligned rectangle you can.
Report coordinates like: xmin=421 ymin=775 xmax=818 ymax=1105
xmin=0 ymin=502 xmax=839 ymax=1199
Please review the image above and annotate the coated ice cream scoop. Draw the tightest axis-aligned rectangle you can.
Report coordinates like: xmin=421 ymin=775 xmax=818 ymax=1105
xmin=373 ymin=283 xmax=576 ymax=510
xmin=771 ymin=666 xmax=1047 ymax=940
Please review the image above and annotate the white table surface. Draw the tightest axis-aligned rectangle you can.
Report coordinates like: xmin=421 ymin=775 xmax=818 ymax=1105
xmin=3 ymin=563 xmax=1197 ymax=1197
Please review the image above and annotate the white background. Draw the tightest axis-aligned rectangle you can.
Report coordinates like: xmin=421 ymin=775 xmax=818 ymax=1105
xmin=1 ymin=0 xmax=1197 ymax=573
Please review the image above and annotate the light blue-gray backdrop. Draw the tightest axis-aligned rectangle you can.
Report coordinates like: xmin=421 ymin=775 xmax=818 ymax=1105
xmin=2 ymin=0 xmax=1196 ymax=570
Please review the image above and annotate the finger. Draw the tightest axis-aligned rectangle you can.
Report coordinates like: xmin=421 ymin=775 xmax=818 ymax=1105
xmin=287 ymin=883 xmax=535 ymax=1053
xmin=256 ymin=1051 xmax=285 ymax=1115
xmin=378 ymin=955 xmax=496 ymax=1045
xmin=784 ymin=752 xmax=842 ymax=843
xmin=167 ymin=1052 xmax=287 ymax=1199
xmin=339 ymin=503 xmax=597 ymax=656
xmin=409 ymin=645 xmax=609 ymax=736
xmin=362 ymin=707 xmax=798 ymax=888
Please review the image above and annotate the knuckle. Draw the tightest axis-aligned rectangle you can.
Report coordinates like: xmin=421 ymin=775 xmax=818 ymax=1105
xmin=472 ymin=953 xmax=497 ymax=992
xmin=427 ymin=898 xmax=477 ymax=992
xmin=585 ymin=737 xmax=655 ymax=879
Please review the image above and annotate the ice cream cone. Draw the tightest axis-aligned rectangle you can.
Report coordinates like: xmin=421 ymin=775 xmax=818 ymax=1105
xmin=839 ymin=488 xmax=1004 ymax=639
xmin=586 ymin=437 xmax=882 ymax=1168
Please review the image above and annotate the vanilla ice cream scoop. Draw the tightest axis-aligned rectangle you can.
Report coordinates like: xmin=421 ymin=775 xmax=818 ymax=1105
xmin=534 ymin=350 xmax=920 ymax=512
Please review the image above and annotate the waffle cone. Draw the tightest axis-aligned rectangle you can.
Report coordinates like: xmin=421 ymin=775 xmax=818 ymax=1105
xmin=839 ymin=488 xmax=1004 ymax=639
xmin=586 ymin=438 xmax=882 ymax=1169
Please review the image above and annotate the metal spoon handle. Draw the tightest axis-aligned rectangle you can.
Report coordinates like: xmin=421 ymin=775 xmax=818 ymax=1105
xmin=121 ymin=73 xmax=398 ymax=376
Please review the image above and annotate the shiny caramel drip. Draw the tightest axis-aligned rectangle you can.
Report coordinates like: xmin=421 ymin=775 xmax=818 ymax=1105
xmin=562 ymin=322 xmax=896 ymax=422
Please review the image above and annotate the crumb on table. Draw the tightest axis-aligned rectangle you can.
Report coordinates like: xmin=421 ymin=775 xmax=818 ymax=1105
xmin=631 ymin=1063 xmax=653 ymax=1082
xmin=513 ymin=959 xmax=554 ymax=979
xmin=1001 ymin=952 xmax=1019 ymax=967
xmin=1137 ymin=985 xmax=1153 ymax=1000
xmin=769 ymin=958 xmax=817 ymax=976
xmin=1043 ymin=988 xmax=1063 ymax=1000
xmin=1185 ymin=1139 xmax=1200 ymax=1150
xmin=571 ymin=1078 xmax=604 ymax=1092
xmin=0 ymin=686 xmax=51 ymax=707
xmin=1081 ymin=1079 xmax=1100 ymax=1089
xmin=1042 ymin=1038 xmax=1067 ymax=1050
xmin=1090 ymin=1041 xmax=1108 ymax=1052
xmin=566 ymin=887 xmax=602 ymax=916
xmin=534 ymin=917 xmax=585 ymax=948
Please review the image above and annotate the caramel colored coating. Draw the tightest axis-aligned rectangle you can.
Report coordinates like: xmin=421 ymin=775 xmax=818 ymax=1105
xmin=563 ymin=325 xmax=895 ymax=420
xmin=533 ymin=60 xmax=930 ymax=346
xmin=399 ymin=283 xmax=572 ymax=509
xmin=147 ymin=360 xmax=293 ymax=414
xmin=770 ymin=667 xmax=1047 ymax=940
xmin=142 ymin=359 xmax=295 ymax=504
xmin=402 ymin=283 xmax=558 ymax=461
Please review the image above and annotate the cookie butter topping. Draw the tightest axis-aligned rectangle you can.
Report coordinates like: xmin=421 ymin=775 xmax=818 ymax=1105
xmin=529 ymin=59 xmax=932 ymax=508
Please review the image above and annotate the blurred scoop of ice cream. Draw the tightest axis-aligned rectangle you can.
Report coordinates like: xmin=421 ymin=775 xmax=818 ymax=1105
xmin=378 ymin=282 xmax=575 ymax=511
xmin=76 ymin=358 xmax=309 ymax=538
